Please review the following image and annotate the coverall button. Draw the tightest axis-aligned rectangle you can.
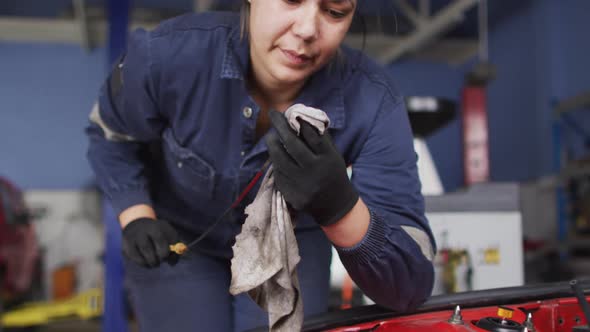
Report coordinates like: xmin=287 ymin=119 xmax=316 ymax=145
xmin=177 ymin=161 xmax=183 ymax=168
xmin=240 ymin=151 xmax=245 ymax=157
xmin=243 ymin=107 xmax=253 ymax=119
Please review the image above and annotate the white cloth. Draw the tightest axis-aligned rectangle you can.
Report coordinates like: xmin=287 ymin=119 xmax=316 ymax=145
xmin=230 ymin=104 xmax=330 ymax=332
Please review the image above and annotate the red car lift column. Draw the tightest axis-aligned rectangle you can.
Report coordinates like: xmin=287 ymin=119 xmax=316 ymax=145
xmin=462 ymin=61 xmax=495 ymax=186
xmin=462 ymin=85 xmax=490 ymax=185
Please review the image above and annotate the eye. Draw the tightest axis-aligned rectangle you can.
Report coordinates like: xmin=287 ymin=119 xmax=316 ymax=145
xmin=284 ymin=0 xmax=301 ymax=5
xmin=326 ymin=8 xmax=347 ymax=19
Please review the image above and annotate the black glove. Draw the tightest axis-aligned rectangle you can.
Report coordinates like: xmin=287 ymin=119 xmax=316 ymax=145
xmin=122 ymin=217 xmax=180 ymax=268
xmin=265 ymin=110 xmax=359 ymax=226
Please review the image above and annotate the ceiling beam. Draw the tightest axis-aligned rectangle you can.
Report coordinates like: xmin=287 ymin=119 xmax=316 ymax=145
xmin=0 ymin=16 xmax=157 ymax=45
xmin=193 ymin=0 xmax=214 ymax=12
xmin=381 ymin=0 xmax=478 ymax=63
xmin=72 ymin=0 xmax=91 ymax=50
xmin=419 ymin=0 xmax=431 ymax=18
xmin=394 ymin=0 xmax=425 ymax=28
xmin=0 ymin=17 xmax=83 ymax=44
xmin=0 ymin=14 xmax=478 ymax=65
xmin=345 ymin=34 xmax=478 ymax=66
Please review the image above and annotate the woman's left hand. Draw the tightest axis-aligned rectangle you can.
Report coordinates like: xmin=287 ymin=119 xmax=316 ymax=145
xmin=265 ymin=110 xmax=359 ymax=226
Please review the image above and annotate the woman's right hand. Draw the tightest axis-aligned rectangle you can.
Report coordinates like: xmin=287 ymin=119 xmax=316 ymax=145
xmin=122 ymin=217 xmax=180 ymax=268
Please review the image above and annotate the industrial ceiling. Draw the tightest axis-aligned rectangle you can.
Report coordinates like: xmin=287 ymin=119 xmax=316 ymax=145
xmin=0 ymin=0 xmax=533 ymax=65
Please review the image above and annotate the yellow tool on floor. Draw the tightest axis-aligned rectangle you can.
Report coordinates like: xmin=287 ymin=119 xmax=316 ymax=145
xmin=1 ymin=288 xmax=103 ymax=327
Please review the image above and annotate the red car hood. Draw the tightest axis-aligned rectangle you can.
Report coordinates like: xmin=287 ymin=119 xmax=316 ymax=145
xmin=294 ymin=280 xmax=590 ymax=332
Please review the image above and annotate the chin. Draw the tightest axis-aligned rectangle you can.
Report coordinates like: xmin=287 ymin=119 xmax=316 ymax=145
xmin=271 ymin=67 xmax=310 ymax=86
xmin=271 ymin=62 xmax=318 ymax=85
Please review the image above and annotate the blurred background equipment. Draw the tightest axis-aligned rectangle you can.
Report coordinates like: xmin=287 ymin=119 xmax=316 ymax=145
xmin=0 ymin=176 xmax=43 ymax=319
xmin=24 ymin=190 xmax=104 ymax=301
xmin=533 ymin=90 xmax=590 ymax=283
xmin=0 ymin=184 xmax=104 ymax=330
xmin=407 ymin=95 xmax=456 ymax=195
xmin=426 ymin=183 xmax=524 ymax=295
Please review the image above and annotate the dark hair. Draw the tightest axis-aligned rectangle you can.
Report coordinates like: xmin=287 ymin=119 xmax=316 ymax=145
xmin=240 ymin=0 xmax=250 ymax=40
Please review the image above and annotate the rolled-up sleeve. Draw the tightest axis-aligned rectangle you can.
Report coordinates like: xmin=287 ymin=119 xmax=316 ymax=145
xmin=86 ymin=28 xmax=164 ymax=216
xmin=337 ymin=93 xmax=436 ymax=312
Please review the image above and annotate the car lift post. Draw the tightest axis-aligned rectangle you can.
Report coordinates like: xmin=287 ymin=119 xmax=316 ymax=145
xmin=103 ymin=0 xmax=131 ymax=331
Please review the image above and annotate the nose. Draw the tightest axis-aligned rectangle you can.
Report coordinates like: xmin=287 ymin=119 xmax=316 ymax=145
xmin=292 ymin=6 xmax=319 ymax=41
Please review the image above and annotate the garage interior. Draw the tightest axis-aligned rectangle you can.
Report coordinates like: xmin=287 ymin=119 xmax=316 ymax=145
xmin=1 ymin=0 xmax=590 ymax=331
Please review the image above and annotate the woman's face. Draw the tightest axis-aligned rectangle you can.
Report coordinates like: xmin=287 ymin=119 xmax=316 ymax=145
xmin=248 ymin=0 xmax=356 ymax=88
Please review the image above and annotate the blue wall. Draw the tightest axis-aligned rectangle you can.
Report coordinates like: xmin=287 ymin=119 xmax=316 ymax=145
xmin=548 ymin=1 xmax=590 ymax=162
xmin=0 ymin=43 xmax=105 ymax=189
xmin=485 ymin=0 xmax=541 ymax=183
xmin=487 ymin=0 xmax=590 ymax=182
xmin=1 ymin=0 xmax=589 ymax=191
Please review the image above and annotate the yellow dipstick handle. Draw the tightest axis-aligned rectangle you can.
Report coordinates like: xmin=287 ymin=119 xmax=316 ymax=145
xmin=169 ymin=242 xmax=188 ymax=255
xmin=497 ymin=306 xmax=514 ymax=320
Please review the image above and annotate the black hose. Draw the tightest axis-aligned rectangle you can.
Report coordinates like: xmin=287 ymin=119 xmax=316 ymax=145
xmin=570 ymin=280 xmax=590 ymax=327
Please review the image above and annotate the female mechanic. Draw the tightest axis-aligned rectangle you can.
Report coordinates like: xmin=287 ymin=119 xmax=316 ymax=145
xmin=86 ymin=0 xmax=436 ymax=331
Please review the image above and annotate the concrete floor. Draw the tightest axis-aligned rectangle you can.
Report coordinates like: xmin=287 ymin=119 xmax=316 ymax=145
xmin=40 ymin=321 xmax=102 ymax=332
xmin=34 ymin=320 xmax=137 ymax=332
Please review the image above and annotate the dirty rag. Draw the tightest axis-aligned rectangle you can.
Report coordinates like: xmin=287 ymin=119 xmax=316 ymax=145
xmin=230 ymin=104 xmax=330 ymax=332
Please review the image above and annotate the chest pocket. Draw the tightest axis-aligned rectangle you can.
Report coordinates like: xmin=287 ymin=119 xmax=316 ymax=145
xmin=162 ymin=129 xmax=215 ymax=201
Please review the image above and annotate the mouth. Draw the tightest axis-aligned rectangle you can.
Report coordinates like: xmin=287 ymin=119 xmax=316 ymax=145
xmin=280 ymin=49 xmax=315 ymax=67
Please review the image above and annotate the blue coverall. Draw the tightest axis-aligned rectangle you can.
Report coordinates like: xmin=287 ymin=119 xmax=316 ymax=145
xmin=86 ymin=11 xmax=436 ymax=332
